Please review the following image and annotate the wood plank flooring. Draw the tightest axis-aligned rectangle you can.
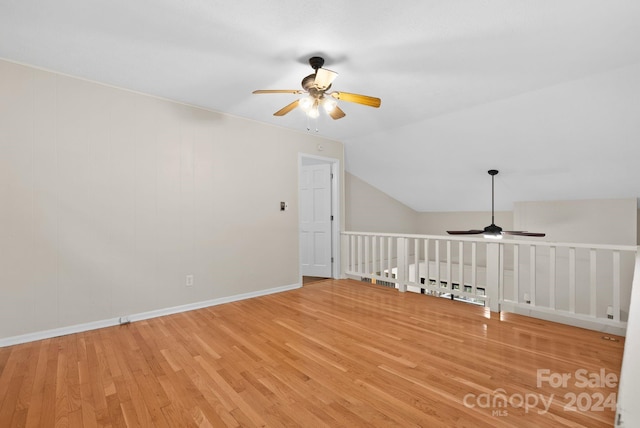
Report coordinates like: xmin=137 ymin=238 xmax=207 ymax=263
xmin=0 ymin=279 xmax=624 ymax=427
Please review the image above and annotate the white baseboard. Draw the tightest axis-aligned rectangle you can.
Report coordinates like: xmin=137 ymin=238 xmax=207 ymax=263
xmin=501 ymin=301 xmax=628 ymax=336
xmin=0 ymin=282 xmax=301 ymax=348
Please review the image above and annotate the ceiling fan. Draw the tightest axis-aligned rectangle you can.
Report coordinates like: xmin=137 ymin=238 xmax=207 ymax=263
xmin=252 ymin=56 xmax=381 ymax=120
xmin=446 ymin=170 xmax=546 ymax=239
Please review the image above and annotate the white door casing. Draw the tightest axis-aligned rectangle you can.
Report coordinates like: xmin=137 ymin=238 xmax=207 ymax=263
xmin=300 ymin=163 xmax=332 ymax=277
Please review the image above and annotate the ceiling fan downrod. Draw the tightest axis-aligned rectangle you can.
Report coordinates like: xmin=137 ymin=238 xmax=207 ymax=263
xmin=446 ymin=169 xmax=545 ymax=238
xmin=489 ymin=169 xmax=498 ymax=225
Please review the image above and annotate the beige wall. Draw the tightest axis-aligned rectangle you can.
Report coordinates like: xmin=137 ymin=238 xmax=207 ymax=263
xmin=345 ymin=173 xmax=419 ymax=233
xmin=514 ymin=198 xmax=637 ymax=245
xmin=0 ymin=59 xmax=343 ymax=340
xmin=416 ymin=211 xmax=513 ymax=236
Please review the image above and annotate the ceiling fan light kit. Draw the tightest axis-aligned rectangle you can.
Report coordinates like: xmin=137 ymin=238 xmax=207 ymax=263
xmin=252 ymin=56 xmax=381 ymax=126
xmin=447 ymin=170 xmax=546 ymax=239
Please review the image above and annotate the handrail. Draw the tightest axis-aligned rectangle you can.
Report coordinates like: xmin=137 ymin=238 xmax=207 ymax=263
xmin=342 ymin=231 xmax=638 ymax=252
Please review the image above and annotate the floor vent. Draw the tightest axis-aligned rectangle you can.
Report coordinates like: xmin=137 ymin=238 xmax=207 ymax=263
xmin=360 ymin=277 xmax=396 ymax=288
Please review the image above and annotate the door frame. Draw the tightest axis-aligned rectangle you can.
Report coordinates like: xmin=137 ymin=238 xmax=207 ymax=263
xmin=298 ymin=153 xmax=341 ymax=280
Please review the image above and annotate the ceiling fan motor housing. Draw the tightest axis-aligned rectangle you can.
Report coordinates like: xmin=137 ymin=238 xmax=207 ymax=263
xmin=308 ymin=56 xmax=325 ymax=70
xmin=483 ymin=223 xmax=503 ymax=234
xmin=301 ymin=74 xmax=331 ymax=97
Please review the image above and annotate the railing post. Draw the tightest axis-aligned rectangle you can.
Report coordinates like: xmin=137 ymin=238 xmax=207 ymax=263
xmin=499 ymin=244 xmax=505 ymax=304
xmin=486 ymin=242 xmax=501 ymax=312
xmin=341 ymin=233 xmax=349 ymax=278
xmin=397 ymin=237 xmax=407 ymax=292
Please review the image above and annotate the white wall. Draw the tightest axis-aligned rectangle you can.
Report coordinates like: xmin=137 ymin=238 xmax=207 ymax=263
xmin=345 ymin=172 xmax=419 ymax=233
xmin=0 ymin=59 xmax=344 ymax=340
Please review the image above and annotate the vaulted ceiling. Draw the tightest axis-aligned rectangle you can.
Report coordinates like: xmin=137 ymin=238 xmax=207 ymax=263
xmin=1 ymin=1 xmax=639 ymax=211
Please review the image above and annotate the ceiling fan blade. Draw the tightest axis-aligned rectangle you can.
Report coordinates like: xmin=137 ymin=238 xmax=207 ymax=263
xmin=253 ymin=89 xmax=304 ymax=94
xmin=328 ymin=105 xmax=346 ymax=120
xmin=331 ymin=92 xmax=381 ymax=108
xmin=274 ymin=100 xmax=300 ymax=116
xmin=314 ymin=68 xmax=338 ymax=90
xmin=503 ymin=231 xmax=546 ymax=237
xmin=446 ymin=230 xmax=484 ymax=235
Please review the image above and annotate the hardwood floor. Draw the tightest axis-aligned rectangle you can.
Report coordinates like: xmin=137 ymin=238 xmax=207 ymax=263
xmin=302 ymin=276 xmax=329 ymax=285
xmin=0 ymin=279 xmax=624 ymax=427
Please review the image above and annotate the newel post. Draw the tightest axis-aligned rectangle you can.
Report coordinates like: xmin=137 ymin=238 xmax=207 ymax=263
xmin=486 ymin=242 xmax=501 ymax=312
xmin=340 ymin=233 xmax=349 ymax=279
xmin=397 ymin=237 xmax=407 ymax=292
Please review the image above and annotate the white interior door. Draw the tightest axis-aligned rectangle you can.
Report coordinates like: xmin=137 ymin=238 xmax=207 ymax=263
xmin=300 ymin=163 xmax=332 ymax=277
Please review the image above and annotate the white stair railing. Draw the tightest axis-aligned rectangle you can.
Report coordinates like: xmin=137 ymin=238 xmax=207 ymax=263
xmin=342 ymin=231 xmax=638 ymax=335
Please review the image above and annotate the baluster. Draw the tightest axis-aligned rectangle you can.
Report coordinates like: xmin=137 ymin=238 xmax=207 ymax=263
xmin=590 ymin=249 xmax=597 ymax=317
xmin=549 ymin=246 xmax=556 ymax=309
xmin=357 ymin=235 xmax=363 ymax=274
xmin=372 ymin=236 xmax=377 ymax=278
xmin=380 ymin=236 xmax=385 ymax=278
xmin=435 ymin=240 xmax=441 ymax=290
xmin=613 ymin=250 xmax=620 ymax=322
xmin=350 ymin=235 xmax=355 ymax=273
xmin=529 ymin=245 xmax=536 ymax=306
xmin=424 ymin=239 xmax=430 ymax=289
xmin=458 ymin=241 xmax=464 ymax=294
xmin=364 ymin=235 xmax=370 ymax=276
xmin=414 ymin=238 xmax=420 ymax=285
xmin=471 ymin=242 xmax=477 ymax=295
xmin=446 ymin=241 xmax=452 ymax=292
xmin=387 ymin=237 xmax=392 ymax=280
xmin=513 ymin=244 xmax=519 ymax=303
xmin=569 ymin=247 xmax=576 ymax=313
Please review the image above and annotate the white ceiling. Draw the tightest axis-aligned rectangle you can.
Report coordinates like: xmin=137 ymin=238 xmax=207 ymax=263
xmin=1 ymin=0 xmax=639 ymax=211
